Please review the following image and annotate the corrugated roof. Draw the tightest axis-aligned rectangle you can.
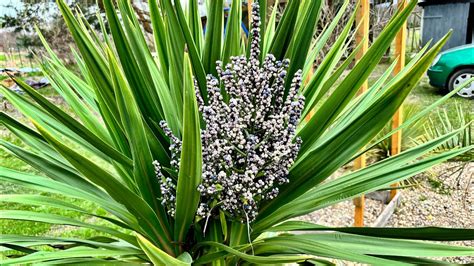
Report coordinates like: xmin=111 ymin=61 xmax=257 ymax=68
xmin=418 ymin=0 xmax=474 ymax=6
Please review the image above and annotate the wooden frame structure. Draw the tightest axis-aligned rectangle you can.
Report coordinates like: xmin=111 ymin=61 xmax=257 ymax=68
xmin=353 ymin=0 xmax=408 ymax=226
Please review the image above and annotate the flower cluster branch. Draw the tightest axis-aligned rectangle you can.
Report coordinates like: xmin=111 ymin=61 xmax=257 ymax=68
xmin=195 ymin=3 xmax=304 ymax=222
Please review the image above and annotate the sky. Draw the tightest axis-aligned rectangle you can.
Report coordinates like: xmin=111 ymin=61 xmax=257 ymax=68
xmin=0 ymin=0 xmax=59 ymax=20
xmin=0 ymin=0 xmax=22 ymax=18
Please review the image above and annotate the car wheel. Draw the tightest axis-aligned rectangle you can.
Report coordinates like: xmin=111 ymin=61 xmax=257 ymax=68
xmin=448 ymin=68 xmax=474 ymax=99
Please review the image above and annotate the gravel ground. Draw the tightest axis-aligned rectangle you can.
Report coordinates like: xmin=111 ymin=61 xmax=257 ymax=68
xmin=300 ymin=162 xmax=473 ymax=264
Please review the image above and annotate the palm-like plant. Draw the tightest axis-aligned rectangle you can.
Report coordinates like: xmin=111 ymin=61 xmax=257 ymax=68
xmin=1 ymin=0 xmax=473 ymax=264
xmin=416 ymin=103 xmax=473 ymax=158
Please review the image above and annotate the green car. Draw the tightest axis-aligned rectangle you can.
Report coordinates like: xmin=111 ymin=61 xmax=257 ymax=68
xmin=427 ymin=44 xmax=474 ymax=99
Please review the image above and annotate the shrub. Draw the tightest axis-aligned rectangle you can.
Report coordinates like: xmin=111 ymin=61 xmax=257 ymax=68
xmin=1 ymin=0 xmax=473 ymax=264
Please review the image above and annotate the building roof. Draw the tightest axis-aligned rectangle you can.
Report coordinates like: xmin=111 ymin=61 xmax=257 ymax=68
xmin=418 ymin=0 xmax=474 ymax=7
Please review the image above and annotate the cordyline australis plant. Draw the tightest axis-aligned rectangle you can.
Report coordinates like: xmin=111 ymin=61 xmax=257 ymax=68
xmin=0 ymin=0 xmax=473 ymax=264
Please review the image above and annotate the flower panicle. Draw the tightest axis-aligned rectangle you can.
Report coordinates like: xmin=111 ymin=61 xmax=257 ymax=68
xmin=195 ymin=3 xmax=305 ymax=223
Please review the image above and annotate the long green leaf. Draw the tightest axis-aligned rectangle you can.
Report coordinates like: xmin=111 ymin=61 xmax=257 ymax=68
xmin=136 ymin=234 xmax=190 ymax=266
xmin=222 ymin=0 xmax=242 ymax=65
xmin=267 ymin=221 xmax=474 ymax=241
xmin=174 ymin=54 xmax=203 ymax=249
xmin=303 ymin=40 xmax=363 ymax=110
xmin=187 ymin=0 xmax=204 ymax=53
xmin=262 ymin=0 xmax=280 ymax=57
xmin=268 ymin=0 xmax=300 ymax=60
xmin=149 ymin=0 xmax=169 ymax=78
xmin=257 ymin=234 xmax=473 ymax=265
xmin=203 ymin=0 xmax=223 ymax=76
xmin=165 ymin=0 xmax=209 ymax=103
xmin=40 ymin=60 xmax=109 ymax=141
xmin=36 ymin=27 xmax=100 ymax=111
xmin=284 ymin=0 xmax=322 ymax=94
xmin=195 ymin=241 xmax=313 ymax=264
xmin=1 ymin=247 xmax=141 ymax=265
xmin=67 ymin=48 xmax=131 ymax=158
xmin=254 ymin=236 xmax=405 ymax=266
xmin=295 ymin=233 xmax=474 ymax=257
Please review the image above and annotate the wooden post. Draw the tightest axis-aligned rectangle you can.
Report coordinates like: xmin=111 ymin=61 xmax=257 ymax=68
xmin=353 ymin=0 xmax=370 ymax=227
xmin=390 ymin=0 xmax=407 ymax=200
xmin=248 ymin=0 xmax=253 ymax=26
xmin=304 ymin=67 xmax=315 ymax=122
